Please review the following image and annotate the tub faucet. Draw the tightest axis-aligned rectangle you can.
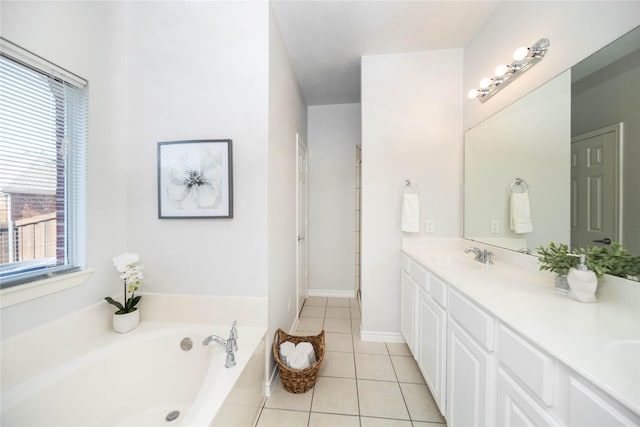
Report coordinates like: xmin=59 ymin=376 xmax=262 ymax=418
xmin=202 ymin=321 xmax=238 ymax=368
xmin=465 ymin=247 xmax=493 ymax=265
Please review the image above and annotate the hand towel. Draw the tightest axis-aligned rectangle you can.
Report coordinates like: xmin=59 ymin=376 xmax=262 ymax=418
xmin=287 ymin=348 xmax=311 ymax=370
xmin=401 ymin=193 xmax=420 ymax=233
xmin=510 ymin=191 xmax=533 ymax=234
xmin=279 ymin=341 xmax=295 ymax=366
xmin=296 ymin=342 xmax=316 ymax=365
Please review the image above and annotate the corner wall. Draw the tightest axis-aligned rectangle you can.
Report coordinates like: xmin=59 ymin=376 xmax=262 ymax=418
xmin=123 ymin=1 xmax=270 ymax=299
xmin=267 ymin=5 xmax=308 ymax=381
xmin=361 ymin=49 xmax=463 ymax=338
xmin=307 ymin=103 xmax=361 ymax=296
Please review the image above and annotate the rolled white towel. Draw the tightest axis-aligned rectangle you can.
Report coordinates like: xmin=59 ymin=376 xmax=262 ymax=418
xmin=296 ymin=342 xmax=316 ymax=365
xmin=279 ymin=341 xmax=296 ymax=366
xmin=288 ymin=349 xmax=311 ymax=370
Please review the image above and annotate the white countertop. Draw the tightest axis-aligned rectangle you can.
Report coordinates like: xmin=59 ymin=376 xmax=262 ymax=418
xmin=402 ymin=238 xmax=640 ymax=416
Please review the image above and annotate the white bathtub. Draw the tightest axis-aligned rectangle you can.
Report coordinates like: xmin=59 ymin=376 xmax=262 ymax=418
xmin=1 ymin=321 xmax=266 ymax=427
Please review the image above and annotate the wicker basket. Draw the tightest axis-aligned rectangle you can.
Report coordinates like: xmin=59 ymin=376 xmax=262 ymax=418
xmin=273 ymin=329 xmax=325 ymax=393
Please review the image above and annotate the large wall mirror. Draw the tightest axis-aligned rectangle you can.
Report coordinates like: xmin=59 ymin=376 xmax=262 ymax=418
xmin=464 ymin=26 xmax=640 ymax=258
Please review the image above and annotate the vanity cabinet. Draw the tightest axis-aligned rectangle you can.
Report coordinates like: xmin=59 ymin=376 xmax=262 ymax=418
xmin=401 ymin=255 xmax=447 ymax=414
xmin=446 ymin=288 xmax=495 ymax=427
xmin=400 ymin=250 xmax=640 ymax=427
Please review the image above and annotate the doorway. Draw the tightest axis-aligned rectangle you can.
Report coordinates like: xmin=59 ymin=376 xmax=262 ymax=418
xmin=296 ymin=134 xmax=308 ymax=315
xmin=570 ymin=123 xmax=622 ymax=249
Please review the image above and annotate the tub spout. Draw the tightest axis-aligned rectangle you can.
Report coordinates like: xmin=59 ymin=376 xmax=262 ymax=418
xmin=202 ymin=335 xmax=227 ymax=347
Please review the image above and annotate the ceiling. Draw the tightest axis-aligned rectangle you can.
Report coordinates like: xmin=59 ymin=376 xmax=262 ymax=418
xmin=270 ymin=0 xmax=499 ymax=106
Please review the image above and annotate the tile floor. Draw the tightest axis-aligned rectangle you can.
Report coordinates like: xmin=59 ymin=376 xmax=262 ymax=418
xmin=255 ymin=297 xmax=447 ymax=427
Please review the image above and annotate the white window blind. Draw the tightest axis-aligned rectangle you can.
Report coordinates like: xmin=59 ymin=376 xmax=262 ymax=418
xmin=0 ymin=38 xmax=88 ymax=288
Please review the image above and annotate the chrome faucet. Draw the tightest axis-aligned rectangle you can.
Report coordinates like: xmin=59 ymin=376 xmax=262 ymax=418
xmin=203 ymin=321 xmax=238 ymax=368
xmin=465 ymin=247 xmax=494 ymax=265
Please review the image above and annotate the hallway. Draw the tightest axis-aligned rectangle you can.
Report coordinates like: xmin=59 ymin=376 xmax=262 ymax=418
xmin=256 ymin=297 xmax=447 ymax=426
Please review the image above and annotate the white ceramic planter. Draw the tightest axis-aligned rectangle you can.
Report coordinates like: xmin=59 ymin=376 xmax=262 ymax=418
xmin=112 ymin=310 xmax=140 ymax=333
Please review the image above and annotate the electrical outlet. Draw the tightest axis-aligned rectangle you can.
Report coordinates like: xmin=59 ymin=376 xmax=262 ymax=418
xmin=425 ymin=219 xmax=434 ymax=233
xmin=491 ymin=219 xmax=500 ymax=234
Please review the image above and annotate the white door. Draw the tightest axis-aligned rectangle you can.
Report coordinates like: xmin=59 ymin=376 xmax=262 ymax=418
xmin=296 ymin=135 xmax=308 ymax=315
xmin=417 ymin=288 xmax=447 ymax=415
xmin=447 ymin=319 xmax=492 ymax=427
xmin=571 ymin=123 xmax=622 ymax=249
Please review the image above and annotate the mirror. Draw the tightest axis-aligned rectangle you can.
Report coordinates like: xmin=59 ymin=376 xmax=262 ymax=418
xmin=464 ymin=26 xmax=640 ymax=257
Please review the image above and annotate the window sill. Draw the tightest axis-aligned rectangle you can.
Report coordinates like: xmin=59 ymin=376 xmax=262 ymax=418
xmin=0 ymin=269 xmax=94 ymax=309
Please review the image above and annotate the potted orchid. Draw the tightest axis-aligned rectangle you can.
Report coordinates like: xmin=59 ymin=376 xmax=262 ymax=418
xmin=105 ymin=253 xmax=144 ymax=333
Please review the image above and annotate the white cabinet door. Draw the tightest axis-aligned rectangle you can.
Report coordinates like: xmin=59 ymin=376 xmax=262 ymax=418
xmin=417 ymin=287 xmax=447 ymax=415
xmin=400 ymin=272 xmax=417 ymax=355
xmin=568 ymin=377 xmax=640 ymax=426
xmin=496 ymin=368 xmax=561 ymax=427
xmin=447 ymin=317 xmax=494 ymax=427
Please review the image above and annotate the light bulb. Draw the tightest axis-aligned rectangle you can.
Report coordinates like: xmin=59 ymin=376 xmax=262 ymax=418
xmin=467 ymin=89 xmax=479 ymax=99
xmin=513 ymin=46 xmax=529 ymax=61
xmin=479 ymin=78 xmax=491 ymax=89
xmin=494 ymin=64 xmax=508 ymax=77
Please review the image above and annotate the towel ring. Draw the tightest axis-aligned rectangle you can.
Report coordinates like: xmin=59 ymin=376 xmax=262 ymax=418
xmin=404 ymin=179 xmax=419 ymax=194
xmin=510 ymin=178 xmax=529 ymax=193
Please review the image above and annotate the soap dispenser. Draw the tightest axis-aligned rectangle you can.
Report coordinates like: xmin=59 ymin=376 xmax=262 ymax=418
xmin=567 ymin=253 xmax=598 ymax=303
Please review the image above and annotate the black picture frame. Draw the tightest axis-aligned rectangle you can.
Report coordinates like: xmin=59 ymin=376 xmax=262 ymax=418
xmin=157 ymin=139 xmax=233 ymax=219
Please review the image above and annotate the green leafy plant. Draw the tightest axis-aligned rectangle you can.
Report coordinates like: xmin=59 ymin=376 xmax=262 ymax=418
xmin=576 ymin=242 xmax=640 ymax=281
xmin=539 ymin=241 xmax=639 ymax=281
xmin=536 ymin=242 xmax=576 ymax=276
xmin=105 ymin=253 xmax=144 ymax=314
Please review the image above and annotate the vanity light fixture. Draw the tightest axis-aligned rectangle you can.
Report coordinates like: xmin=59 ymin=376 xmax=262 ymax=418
xmin=467 ymin=38 xmax=550 ymax=103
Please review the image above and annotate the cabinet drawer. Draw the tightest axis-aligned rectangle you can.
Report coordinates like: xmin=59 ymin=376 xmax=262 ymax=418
xmin=496 ymin=368 xmax=561 ymax=426
xmin=448 ymin=288 xmax=494 ymax=351
xmin=497 ymin=324 xmax=554 ymax=406
xmin=568 ymin=377 xmax=640 ymax=426
xmin=408 ymin=258 xmax=428 ymax=290
xmin=429 ymin=274 xmax=448 ymax=308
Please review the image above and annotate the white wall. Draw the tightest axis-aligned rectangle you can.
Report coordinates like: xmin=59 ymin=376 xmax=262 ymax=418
xmin=307 ymin=104 xmax=361 ymax=296
xmin=464 ymin=1 xmax=640 ymax=130
xmin=123 ymin=1 xmax=270 ymax=298
xmin=361 ymin=49 xmax=463 ymax=338
xmin=267 ymin=5 xmax=308 ymax=381
xmin=0 ymin=1 xmax=127 ymax=337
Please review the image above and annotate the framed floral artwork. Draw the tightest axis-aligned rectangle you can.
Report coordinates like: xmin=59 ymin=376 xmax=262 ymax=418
xmin=157 ymin=139 xmax=233 ymax=219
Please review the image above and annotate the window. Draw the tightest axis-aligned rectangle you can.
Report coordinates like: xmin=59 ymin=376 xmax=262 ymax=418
xmin=0 ymin=38 xmax=88 ymax=288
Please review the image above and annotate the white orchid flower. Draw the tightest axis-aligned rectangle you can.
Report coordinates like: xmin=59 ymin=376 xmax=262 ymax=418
xmin=113 ymin=252 xmax=140 ymax=273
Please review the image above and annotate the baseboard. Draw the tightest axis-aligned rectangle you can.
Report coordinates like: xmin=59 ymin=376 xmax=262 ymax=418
xmin=307 ymin=289 xmax=355 ymax=298
xmin=264 ymin=365 xmax=279 ymax=397
xmin=360 ymin=330 xmax=405 ymax=343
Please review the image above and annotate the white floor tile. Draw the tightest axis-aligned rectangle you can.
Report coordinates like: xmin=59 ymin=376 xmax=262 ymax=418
xmin=391 ymin=355 xmax=426 ymax=384
xmin=399 ymin=383 xmax=445 ymax=423
xmin=357 ymin=379 xmax=410 ymax=420
xmin=355 ymin=353 xmax=397 ymax=381
xmin=324 ymin=317 xmax=352 ymax=333
xmin=311 ymin=377 xmax=359 ymax=415
xmin=319 ymin=351 xmax=356 ymax=378
xmin=325 ymin=332 xmax=354 ymax=353
xmin=327 ymin=297 xmax=351 ymax=307
xmin=308 ymin=412 xmax=360 ymax=427
xmin=264 ymin=377 xmax=313 ymax=411
xmin=256 ymin=408 xmax=309 ymax=427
